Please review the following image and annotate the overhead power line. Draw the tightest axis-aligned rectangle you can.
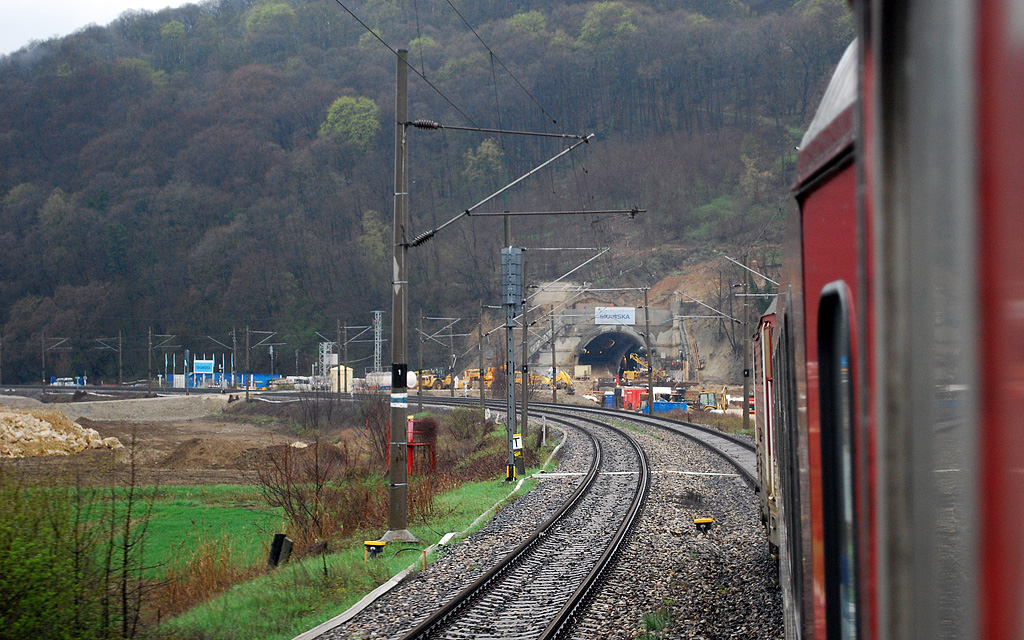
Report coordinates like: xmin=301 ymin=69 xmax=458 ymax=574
xmin=331 ymin=0 xmax=484 ymax=131
xmin=442 ymin=0 xmax=559 ymax=124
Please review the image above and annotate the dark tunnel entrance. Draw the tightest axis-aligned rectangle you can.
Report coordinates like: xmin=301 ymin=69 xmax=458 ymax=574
xmin=576 ymin=331 xmax=646 ymax=379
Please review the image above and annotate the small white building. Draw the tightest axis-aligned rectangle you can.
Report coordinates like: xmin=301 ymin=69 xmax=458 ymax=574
xmin=328 ymin=365 xmax=355 ymax=393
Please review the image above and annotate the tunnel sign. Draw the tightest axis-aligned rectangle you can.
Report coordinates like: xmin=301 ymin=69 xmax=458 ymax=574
xmin=595 ymin=307 xmax=636 ymax=325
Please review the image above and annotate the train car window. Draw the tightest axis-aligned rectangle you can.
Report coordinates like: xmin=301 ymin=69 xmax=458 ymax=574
xmin=818 ymin=282 xmax=858 ymax=640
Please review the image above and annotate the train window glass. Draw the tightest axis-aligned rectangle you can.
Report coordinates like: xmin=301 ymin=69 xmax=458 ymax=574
xmin=818 ymin=282 xmax=858 ymax=640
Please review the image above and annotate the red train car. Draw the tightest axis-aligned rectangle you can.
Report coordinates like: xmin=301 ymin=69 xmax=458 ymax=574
xmin=758 ymin=1 xmax=1024 ymax=638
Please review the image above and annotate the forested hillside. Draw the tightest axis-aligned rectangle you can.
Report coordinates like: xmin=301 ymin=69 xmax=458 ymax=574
xmin=0 ymin=0 xmax=850 ymax=382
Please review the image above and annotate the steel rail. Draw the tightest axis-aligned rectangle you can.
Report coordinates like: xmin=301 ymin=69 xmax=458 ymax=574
xmin=538 ymin=413 xmax=650 ymax=639
xmin=398 ymin=414 xmax=603 ymax=639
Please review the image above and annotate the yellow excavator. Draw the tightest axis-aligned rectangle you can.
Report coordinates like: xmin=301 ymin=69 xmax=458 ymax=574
xmin=545 ymin=371 xmax=576 ymax=394
xmin=622 ymin=353 xmax=667 ymax=384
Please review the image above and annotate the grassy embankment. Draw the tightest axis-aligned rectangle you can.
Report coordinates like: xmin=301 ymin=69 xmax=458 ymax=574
xmin=157 ymin=472 xmax=547 ymax=640
xmin=0 ymin=404 xmax=559 ymax=640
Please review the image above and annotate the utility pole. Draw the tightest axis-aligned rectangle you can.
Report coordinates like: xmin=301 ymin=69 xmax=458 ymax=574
xmin=418 ymin=313 xmax=424 ymax=412
xmin=551 ymin=314 xmax=557 ymax=404
xmin=382 ymin=49 xmax=416 ymax=544
xmin=232 ymin=328 xmax=237 ymax=388
xmin=502 ymin=246 xmax=525 ymax=480
xmin=644 ymin=288 xmax=655 ymax=414
xmin=336 ymin=320 xmax=342 ymax=397
xmin=41 ymin=333 xmax=45 ymax=385
xmin=295 ymin=349 xmax=299 ymax=377
xmin=449 ymin=322 xmax=455 ymax=399
xmin=520 ymin=257 xmax=529 ymax=437
xmin=742 ymin=255 xmax=752 ymax=434
xmin=343 ymin=323 xmax=349 ymax=396
xmin=245 ymin=326 xmax=251 ymax=401
xmin=148 ymin=327 xmax=153 ymax=388
xmin=118 ymin=330 xmax=123 ymax=386
xmin=478 ymin=308 xmax=486 ymax=410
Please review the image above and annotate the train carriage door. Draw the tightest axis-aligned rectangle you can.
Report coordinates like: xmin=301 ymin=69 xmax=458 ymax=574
xmin=818 ymin=282 xmax=858 ymax=639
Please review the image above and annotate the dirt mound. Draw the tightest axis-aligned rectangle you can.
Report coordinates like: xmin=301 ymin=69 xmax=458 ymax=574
xmin=159 ymin=437 xmax=266 ymax=471
xmin=1 ymin=407 xmax=123 ymax=458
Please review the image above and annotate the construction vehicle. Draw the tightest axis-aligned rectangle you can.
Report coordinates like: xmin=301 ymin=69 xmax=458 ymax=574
xmin=545 ymin=370 xmax=576 ymax=394
xmin=416 ymin=369 xmax=453 ymax=390
xmin=688 ymin=386 xmax=729 ymax=411
xmin=622 ymin=353 xmax=668 ymax=384
xmin=458 ymin=367 xmax=495 ymax=389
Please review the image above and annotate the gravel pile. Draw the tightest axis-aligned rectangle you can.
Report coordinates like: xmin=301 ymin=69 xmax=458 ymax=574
xmin=0 ymin=408 xmax=123 ymax=457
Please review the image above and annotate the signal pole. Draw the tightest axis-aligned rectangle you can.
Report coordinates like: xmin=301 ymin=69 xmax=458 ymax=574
xmin=382 ymin=49 xmax=417 ymax=544
xmin=551 ymin=314 xmax=557 ymax=404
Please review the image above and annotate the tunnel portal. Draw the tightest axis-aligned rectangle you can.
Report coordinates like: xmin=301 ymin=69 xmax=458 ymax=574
xmin=576 ymin=331 xmax=645 ymax=379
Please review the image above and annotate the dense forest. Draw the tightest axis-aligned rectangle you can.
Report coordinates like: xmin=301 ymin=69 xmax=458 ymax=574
xmin=0 ymin=0 xmax=851 ymax=383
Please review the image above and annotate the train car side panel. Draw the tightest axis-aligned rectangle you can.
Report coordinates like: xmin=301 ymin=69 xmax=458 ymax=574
xmin=797 ymin=157 xmax=858 ymax=639
xmin=977 ymin=0 xmax=1024 ymax=634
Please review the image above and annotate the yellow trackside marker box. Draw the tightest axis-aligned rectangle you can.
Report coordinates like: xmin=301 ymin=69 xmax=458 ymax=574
xmin=694 ymin=517 xmax=714 ymax=534
xmin=364 ymin=540 xmax=386 ymax=561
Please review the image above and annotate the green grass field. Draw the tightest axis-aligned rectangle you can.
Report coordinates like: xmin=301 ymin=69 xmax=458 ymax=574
xmin=144 ymin=485 xmax=286 ymax=579
xmin=158 ymin=472 xmax=543 ymax=640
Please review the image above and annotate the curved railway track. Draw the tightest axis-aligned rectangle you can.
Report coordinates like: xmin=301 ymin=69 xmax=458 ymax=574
xmin=424 ymin=397 xmax=757 ymax=485
xmin=398 ymin=412 xmax=649 ymax=640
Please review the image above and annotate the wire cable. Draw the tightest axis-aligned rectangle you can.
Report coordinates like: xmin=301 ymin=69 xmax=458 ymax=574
xmin=412 ymin=0 xmax=427 ymax=78
xmin=332 ymin=0 xmax=483 ymax=131
xmin=443 ymin=0 xmax=559 ymax=125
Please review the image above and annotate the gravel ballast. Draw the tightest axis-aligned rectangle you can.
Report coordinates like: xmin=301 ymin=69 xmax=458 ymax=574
xmin=305 ymin=412 xmax=782 ymax=640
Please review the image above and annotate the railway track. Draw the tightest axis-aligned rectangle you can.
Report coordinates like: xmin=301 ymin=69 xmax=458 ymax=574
xmin=397 ymin=411 xmax=649 ymax=640
xmin=424 ymin=397 xmax=757 ymax=485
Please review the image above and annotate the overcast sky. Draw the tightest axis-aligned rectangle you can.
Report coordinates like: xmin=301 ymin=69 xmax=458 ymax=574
xmin=1 ymin=0 xmax=197 ymax=56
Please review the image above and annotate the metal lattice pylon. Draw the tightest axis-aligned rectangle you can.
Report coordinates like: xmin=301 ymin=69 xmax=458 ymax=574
xmin=373 ymin=310 xmax=384 ymax=373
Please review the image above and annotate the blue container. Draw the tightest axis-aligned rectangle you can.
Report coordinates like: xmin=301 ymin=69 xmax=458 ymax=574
xmin=645 ymin=400 xmax=688 ymax=414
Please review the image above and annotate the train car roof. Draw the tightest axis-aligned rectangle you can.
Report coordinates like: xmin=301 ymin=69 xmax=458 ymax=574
xmin=796 ymin=39 xmax=857 ymax=187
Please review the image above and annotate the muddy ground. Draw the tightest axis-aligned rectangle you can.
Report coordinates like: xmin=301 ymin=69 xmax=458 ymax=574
xmin=0 ymin=392 xmax=370 ymax=487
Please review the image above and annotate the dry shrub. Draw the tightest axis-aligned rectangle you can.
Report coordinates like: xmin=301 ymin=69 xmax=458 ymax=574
xmin=158 ymin=534 xmax=252 ymax=617
xmin=408 ymin=473 xmax=459 ymax=521
xmin=256 ymin=438 xmax=348 ymax=553
xmin=358 ymin=398 xmax=390 ymax=467
xmin=445 ymin=408 xmax=487 ymax=444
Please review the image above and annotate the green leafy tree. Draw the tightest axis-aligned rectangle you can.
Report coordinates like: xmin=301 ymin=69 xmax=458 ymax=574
xmin=319 ymin=96 xmax=381 ymax=152
xmin=461 ymin=139 xmax=505 ymax=194
xmin=244 ymin=3 xmax=296 ymax=33
xmin=159 ymin=20 xmax=185 ymax=40
xmin=508 ymin=10 xmax=547 ymax=33
xmin=577 ymin=2 xmax=638 ymax=48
